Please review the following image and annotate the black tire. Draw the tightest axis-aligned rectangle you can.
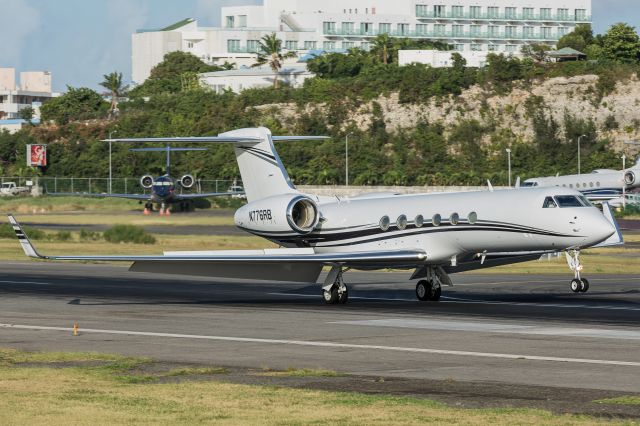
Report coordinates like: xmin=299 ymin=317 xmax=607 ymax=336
xmin=338 ymin=289 xmax=348 ymax=304
xmin=323 ymin=287 xmax=339 ymax=304
xmin=579 ymin=278 xmax=590 ymax=293
xmin=416 ymin=280 xmax=431 ymax=301
xmin=570 ymin=279 xmax=581 ymax=293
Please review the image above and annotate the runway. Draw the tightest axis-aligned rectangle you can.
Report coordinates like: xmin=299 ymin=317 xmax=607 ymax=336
xmin=1 ymin=261 xmax=639 ymax=408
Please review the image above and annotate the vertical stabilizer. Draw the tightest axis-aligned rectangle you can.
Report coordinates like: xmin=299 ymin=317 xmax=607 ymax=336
xmin=218 ymin=127 xmax=297 ymax=202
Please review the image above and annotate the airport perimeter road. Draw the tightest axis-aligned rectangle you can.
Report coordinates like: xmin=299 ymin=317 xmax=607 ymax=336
xmin=1 ymin=261 xmax=639 ymax=394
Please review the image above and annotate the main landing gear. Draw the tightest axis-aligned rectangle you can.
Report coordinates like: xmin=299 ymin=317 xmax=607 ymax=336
xmin=415 ymin=266 xmax=443 ymax=301
xmin=322 ymin=266 xmax=348 ymax=304
xmin=566 ymin=250 xmax=590 ymax=293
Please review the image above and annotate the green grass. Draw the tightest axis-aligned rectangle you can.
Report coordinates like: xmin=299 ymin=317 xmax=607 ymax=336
xmin=594 ymin=396 xmax=640 ymax=406
xmin=258 ymin=367 xmax=344 ymax=377
xmin=0 ymin=348 xmax=620 ymax=425
xmin=103 ymin=224 xmax=156 ymax=244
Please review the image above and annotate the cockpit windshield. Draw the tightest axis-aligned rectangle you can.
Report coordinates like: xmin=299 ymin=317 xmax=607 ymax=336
xmin=522 ymin=181 xmax=538 ymax=187
xmin=542 ymin=195 xmax=592 ymax=208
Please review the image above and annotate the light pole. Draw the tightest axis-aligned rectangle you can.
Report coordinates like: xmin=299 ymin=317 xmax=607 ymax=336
xmin=622 ymin=154 xmax=626 ymax=209
xmin=577 ymin=134 xmax=586 ymax=175
xmin=505 ymin=148 xmax=512 ymax=187
xmin=108 ymin=129 xmax=117 ymax=194
xmin=345 ymin=133 xmax=353 ymax=186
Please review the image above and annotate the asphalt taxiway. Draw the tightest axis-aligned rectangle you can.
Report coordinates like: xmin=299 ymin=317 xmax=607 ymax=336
xmin=1 ymin=261 xmax=639 ymax=398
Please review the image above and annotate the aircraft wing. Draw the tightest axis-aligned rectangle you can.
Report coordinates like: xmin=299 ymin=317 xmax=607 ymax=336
xmin=441 ymin=250 xmax=556 ymax=274
xmin=8 ymin=215 xmax=426 ymax=283
xmin=46 ymin=191 xmax=150 ymax=201
xmin=174 ymin=191 xmax=243 ymax=200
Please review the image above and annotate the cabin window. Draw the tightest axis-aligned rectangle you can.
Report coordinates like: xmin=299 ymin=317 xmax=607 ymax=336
xmin=543 ymin=197 xmax=557 ymax=208
xmin=569 ymin=184 xmax=573 ymax=188
xmin=396 ymin=214 xmax=407 ymax=230
xmin=596 ymin=182 xmax=601 ymax=187
xmin=379 ymin=215 xmax=390 ymax=231
xmin=554 ymin=195 xmax=584 ymax=208
xmin=415 ymin=214 xmax=424 ymax=227
xmin=432 ymin=214 xmax=441 ymax=226
xmin=589 ymin=182 xmax=594 ymax=187
xmin=468 ymin=211 xmax=477 ymax=224
xmin=576 ymin=183 xmax=580 ymax=188
xmin=450 ymin=213 xmax=459 ymax=225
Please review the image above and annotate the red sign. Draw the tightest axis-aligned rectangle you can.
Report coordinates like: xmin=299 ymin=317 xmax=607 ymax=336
xmin=27 ymin=144 xmax=47 ymax=167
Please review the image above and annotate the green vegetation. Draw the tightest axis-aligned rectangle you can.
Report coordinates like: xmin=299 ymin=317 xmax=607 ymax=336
xmin=259 ymin=367 xmax=344 ymax=377
xmin=0 ymin=348 xmax=621 ymax=424
xmin=1 ymin=24 xmax=639 ymax=186
xmin=594 ymin=396 xmax=640 ymax=406
xmin=252 ymin=33 xmax=297 ymax=88
xmin=103 ymin=224 xmax=156 ymax=244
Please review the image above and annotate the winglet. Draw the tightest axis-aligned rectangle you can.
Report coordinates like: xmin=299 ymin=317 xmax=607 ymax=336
xmin=487 ymin=180 xmax=494 ymax=192
xmin=592 ymin=202 xmax=624 ymax=248
xmin=7 ymin=215 xmax=43 ymax=258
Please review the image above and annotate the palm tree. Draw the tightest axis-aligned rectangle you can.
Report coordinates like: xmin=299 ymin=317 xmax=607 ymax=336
xmin=370 ymin=33 xmax=394 ymax=65
xmin=252 ymin=33 xmax=297 ymax=88
xmin=99 ymin=71 xmax=126 ymax=119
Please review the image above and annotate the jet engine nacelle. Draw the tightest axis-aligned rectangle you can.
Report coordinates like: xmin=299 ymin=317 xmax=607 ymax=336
xmin=624 ymin=170 xmax=637 ymax=187
xmin=140 ymin=175 xmax=154 ymax=189
xmin=234 ymin=194 xmax=320 ymax=235
xmin=180 ymin=174 xmax=195 ymax=188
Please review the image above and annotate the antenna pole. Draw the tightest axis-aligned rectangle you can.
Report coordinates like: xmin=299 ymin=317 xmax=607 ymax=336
xmin=165 ymin=144 xmax=171 ymax=175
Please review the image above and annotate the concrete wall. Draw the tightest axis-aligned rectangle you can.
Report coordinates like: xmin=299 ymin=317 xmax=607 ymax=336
xmin=0 ymin=68 xmax=16 ymax=91
xmin=20 ymin=71 xmax=52 ymax=92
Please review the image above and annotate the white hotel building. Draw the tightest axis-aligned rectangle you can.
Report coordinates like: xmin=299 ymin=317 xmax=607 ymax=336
xmin=132 ymin=0 xmax=591 ymax=84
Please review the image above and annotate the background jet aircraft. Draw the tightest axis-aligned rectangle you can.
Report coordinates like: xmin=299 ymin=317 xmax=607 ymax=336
xmin=50 ymin=143 xmax=241 ymax=215
xmin=522 ymin=157 xmax=640 ymax=204
xmin=11 ymin=127 xmax=621 ymax=305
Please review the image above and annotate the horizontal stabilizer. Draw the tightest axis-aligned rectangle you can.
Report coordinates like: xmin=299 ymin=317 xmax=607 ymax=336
xmin=103 ymin=136 xmax=262 ymax=143
xmin=271 ymin=136 xmax=330 ymax=141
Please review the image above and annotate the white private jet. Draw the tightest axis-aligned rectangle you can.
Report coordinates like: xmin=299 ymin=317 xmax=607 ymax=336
xmin=522 ymin=157 xmax=640 ymax=203
xmin=8 ymin=127 xmax=623 ymax=304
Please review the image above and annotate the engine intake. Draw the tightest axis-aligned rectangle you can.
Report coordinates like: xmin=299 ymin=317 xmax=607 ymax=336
xmin=624 ymin=170 xmax=636 ymax=186
xmin=287 ymin=196 xmax=320 ymax=234
xmin=140 ymin=175 xmax=154 ymax=189
xmin=180 ymin=174 xmax=195 ymax=188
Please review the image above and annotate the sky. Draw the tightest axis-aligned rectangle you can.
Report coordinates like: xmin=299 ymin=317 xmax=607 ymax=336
xmin=0 ymin=0 xmax=637 ymax=92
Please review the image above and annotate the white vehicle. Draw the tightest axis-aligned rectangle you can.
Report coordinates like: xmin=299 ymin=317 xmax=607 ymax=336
xmin=0 ymin=182 xmax=30 ymax=196
xmin=523 ymin=158 xmax=640 ymax=202
xmin=227 ymin=182 xmax=246 ymax=199
xmin=9 ymin=127 xmax=622 ymax=304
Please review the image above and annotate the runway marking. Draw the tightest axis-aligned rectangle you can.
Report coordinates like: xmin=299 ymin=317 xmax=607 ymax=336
xmin=1 ymin=322 xmax=639 ymax=367
xmin=0 ymin=280 xmax=51 ymax=285
xmin=270 ymin=292 xmax=640 ymax=311
xmin=332 ymin=319 xmax=640 ymax=341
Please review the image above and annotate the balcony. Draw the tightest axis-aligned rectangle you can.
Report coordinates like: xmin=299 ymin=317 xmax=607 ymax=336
xmin=415 ymin=10 xmax=590 ymax=23
xmin=324 ymin=28 xmax=559 ymax=41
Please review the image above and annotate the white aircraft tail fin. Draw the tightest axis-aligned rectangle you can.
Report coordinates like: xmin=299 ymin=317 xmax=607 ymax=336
xmin=514 ymin=176 xmax=520 ymax=189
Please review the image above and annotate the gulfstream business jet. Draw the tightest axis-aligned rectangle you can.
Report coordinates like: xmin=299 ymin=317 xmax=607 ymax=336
xmin=9 ymin=127 xmax=622 ymax=304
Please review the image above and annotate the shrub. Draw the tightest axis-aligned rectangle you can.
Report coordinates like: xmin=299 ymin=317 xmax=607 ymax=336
xmin=79 ymin=229 xmax=102 ymax=241
xmin=54 ymin=230 xmax=72 ymax=242
xmin=0 ymin=223 xmax=46 ymax=240
xmin=103 ymin=224 xmax=156 ymax=244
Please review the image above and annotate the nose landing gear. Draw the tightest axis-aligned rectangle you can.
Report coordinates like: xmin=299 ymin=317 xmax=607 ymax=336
xmin=566 ymin=250 xmax=589 ymax=293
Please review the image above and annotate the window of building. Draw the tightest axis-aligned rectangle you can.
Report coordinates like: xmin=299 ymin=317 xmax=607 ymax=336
xmin=452 ymin=6 xmax=463 ymax=17
xmin=227 ymin=39 xmax=240 ymax=52
xmin=452 ymin=24 xmax=464 ymax=36
xmin=488 ymin=25 xmax=499 ymax=36
xmin=247 ymin=40 xmax=259 ymax=52
xmin=487 ymin=7 xmax=499 ymax=18
xmin=506 ymin=44 xmax=517 ymax=52
xmin=225 ymin=16 xmax=235 ymax=28
xmin=470 ymin=24 xmax=481 ymax=36
xmin=523 ymin=26 xmax=534 ymax=38
xmin=322 ymin=21 xmax=336 ymax=33
xmin=379 ymin=23 xmax=391 ymax=33
xmin=434 ymin=24 xmax=445 ymax=35
xmin=523 ymin=7 xmax=534 ymax=19
xmin=187 ymin=42 xmax=194 ymax=48
xmin=454 ymin=44 xmax=464 ymax=51
xmin=433 ymin=5 xmax=445 ymax=17
xmin=540 ymin=8 xmax=551 ymax=19
xmin=342 ymin=41 xmax=355 ymax=49
xmin=416 ymin=4 xmax=428 ymax=16
xmin=471 ymin=43 xmax=482 ymax=51
xmin=575 ymin=9 xmax=586 ymax=20
xmin=361 ymin=22 xmax=373 ymax=34
xmin=323 ymin=41 xmax=335 ymax=50
xmin=488 ymin=44 xmax=497 ymax=51
xmin=505 ymin=7 xmax=516 ymax=19
xmin=304 ymin=41 xmax=317 ymax=50
xmin=238 ymin=15 xmax=247 ymax=27
xmin=557 ymin=8 xmax=568 ymax=20
xmin=360 ymin=42 xmax=370 ymax=50
xmin=416 ymin=24 xmax=428 ymax=35
xmin=505 ymin=26 xmax=516 ymax=38
xmin=342 ymin=21 xmax=354 ymax=33
xmin=397 ymin=23 xmax=409 ymax=35
xmin=470 ymin=6 xmax=481 ymax=18
xmin=541 ymin=26 xmax=552 ymax=39
xmin=558 ymin=27 xmax=568 ymax=37
xmin=285 ymin=40 xmax=298 ymax=50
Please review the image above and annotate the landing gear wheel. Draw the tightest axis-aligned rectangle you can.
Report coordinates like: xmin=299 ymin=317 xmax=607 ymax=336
xmin=338 ymin=288 xmax=348 ymax=304
xmin=570 ymin=278 xmax=581 ymax=293
xmin=416 ymin=280 xmax=430 ymax=301
xmin=322 ymin=286 xmax=339 ymax=304
xmin=579 ymin=278 xmax=590 ymax=293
